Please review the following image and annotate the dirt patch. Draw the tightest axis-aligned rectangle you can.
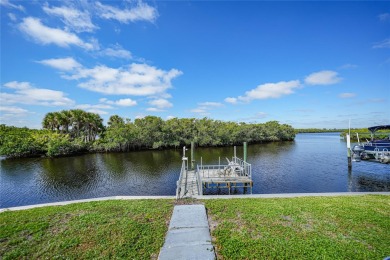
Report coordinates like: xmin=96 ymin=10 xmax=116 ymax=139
xmin=174 ymin=198 xmax=204 ymax=205
xmin=48 ymin=212 xmax=82 ymax=235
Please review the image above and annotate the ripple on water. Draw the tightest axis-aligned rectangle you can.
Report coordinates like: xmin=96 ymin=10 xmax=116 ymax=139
xmin=1 ymin=133 xmax=389 ymax=207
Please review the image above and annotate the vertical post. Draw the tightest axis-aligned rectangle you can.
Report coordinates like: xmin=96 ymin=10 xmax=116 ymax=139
xmin=191 ymin=141 xmax=195 ymax=170
xmin=219 ymin=156 xmax=220 ymax=167
xmin=234 ymin=146 xmax=237 ymax=163
xmin=243 ymin=142 xmax=247 ymax=162
xmin=347 ymin=134 xmax=352 ymax=169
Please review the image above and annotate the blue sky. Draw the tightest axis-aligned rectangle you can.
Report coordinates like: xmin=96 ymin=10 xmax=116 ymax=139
xmin=1 ymin=0 xmax=389 ymax=129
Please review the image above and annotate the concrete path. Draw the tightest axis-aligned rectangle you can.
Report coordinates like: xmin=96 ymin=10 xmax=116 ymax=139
xmin=159 ymin=205 xmax=215 ymax=260
xmin=1 ymin=192 xmax=389 ymax=213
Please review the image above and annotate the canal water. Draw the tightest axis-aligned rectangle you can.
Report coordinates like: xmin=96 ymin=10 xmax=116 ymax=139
xmin=1 ymin=133 xmax=389 ymax=208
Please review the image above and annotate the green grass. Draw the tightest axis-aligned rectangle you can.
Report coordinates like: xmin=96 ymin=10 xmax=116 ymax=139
xmin=205 ymin=195 xmax=390 ymax=260
xmin=0 ymin=200 xmax=173 ymax=259
xmin=1 ymin=196 xmax=389 ymax=259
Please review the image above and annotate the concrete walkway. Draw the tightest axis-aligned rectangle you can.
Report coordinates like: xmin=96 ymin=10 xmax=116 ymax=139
xmin=1 ymin=192 xmax=389 ymax=213
xmin=159 ymin=205 xmax=215 ymax=260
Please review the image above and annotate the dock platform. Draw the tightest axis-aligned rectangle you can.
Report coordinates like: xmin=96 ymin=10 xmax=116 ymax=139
xmin=176 ymin=155 xmax=253 ymax=199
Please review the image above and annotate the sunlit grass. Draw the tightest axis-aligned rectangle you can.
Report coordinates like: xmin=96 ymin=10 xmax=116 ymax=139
xmin=205 ymin=195 xmax=390 ymax=259
xmin=0 ymin=200 xmax=173 ymax=259
xmin=1 ymin=196 xmax=389 ymax=259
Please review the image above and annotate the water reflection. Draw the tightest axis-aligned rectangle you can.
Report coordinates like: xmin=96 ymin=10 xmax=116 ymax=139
xmin=1 ymin=133 xmax=389 ymax=208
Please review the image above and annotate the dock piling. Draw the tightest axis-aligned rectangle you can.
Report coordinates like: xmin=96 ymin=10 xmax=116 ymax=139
xmin=191 ymin=141 xmax=195 ymax=170
xmin=243 ymin=142 xmax=247 ymax=162
xmin=347 ymin=134 xmax=352 ymax=169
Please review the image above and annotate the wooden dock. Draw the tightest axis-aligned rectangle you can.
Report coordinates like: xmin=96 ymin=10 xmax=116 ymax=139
xmin=176 ymin=155 xmax=253 ymax=199
xmin=177 ymin=169 xmax=199 ymax=198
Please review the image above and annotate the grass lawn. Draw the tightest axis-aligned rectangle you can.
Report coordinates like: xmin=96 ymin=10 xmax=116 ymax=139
xmin=0 ymin=200 xmax=173 ymax=259
xmin=205 ymin=195 xmax=390 ymax=259
xmin=1 ymin=195 xmax=389 ymax=259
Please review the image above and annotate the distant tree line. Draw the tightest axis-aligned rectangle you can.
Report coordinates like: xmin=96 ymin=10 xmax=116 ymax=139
xmin=340 ymin=128 xmax=390 ymax=141
xmin=295 ymin=128 xmax=344 ymax=133
xmin=0 ymin=109 xmax=295 ymax=158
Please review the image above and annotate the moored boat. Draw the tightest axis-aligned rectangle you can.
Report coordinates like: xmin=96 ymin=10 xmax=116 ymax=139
xmin=351 ymin=125 xmax=390 ymax=163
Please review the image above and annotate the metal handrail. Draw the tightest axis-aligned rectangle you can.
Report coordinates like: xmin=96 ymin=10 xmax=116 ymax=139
xmin=176 ymin=160 xmax=186 ymax=199
xmin=198 ymin=157 xmax=252 ymax=179
xmin=196 ymin=165 xmax=202 ymax=195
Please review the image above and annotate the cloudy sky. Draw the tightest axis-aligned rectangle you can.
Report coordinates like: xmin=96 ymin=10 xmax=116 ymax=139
xmin=1 ymin=0 xmax=389 ymax=129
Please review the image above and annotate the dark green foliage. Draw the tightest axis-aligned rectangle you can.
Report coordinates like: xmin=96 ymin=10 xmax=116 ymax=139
xmin=97 ymin=117 xmax=295 ymax=152
xmin=0 ymin=125 xmax=44 ymax=158
xmin=340 ymin=128 xmax=390 ymax=141
xmin=42 ymin=109 xmax=104 ymax=142
xmin=0 ymin=110 xmax=296 ymax=158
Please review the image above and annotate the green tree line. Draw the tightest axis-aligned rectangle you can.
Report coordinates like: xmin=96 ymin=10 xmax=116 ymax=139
xmin=340 ymin=128 xmax=390 ymax=141
xmin=295 ymin=128 xmax=345 ymax=133
xmin=0 ymin=109 xmax=295 ymax=158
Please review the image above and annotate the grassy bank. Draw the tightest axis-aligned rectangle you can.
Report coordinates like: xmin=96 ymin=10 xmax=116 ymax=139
xmin=0 ymin=200 xmax=173 ymax=259
xmin=1 ymin=196 xmax=389 ymax=259
xmin=205 ymin=195 xmax=390 ymax=259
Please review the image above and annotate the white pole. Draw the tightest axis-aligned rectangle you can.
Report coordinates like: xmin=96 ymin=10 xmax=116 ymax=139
xmin=347 ymin=134 xmax=352 ymax=169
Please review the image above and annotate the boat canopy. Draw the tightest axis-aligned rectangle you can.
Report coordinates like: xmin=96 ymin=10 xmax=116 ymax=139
xmin=368 ymin=125 xmax=390 ymax=133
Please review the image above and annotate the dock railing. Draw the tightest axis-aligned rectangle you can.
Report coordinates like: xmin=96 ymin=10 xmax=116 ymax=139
xmin=176 ymin=160 xmax=187 ymax=199
xmin=198 ymin=156 xmax=252 ymax=179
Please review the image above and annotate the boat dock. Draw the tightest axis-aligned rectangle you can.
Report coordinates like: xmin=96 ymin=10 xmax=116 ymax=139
xmin=176 ymin=145 xmax=253 ymax=199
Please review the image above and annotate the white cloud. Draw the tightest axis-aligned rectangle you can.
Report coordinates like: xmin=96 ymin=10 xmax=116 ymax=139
xmin=99 ymin=97 xmax=137 ymax=109
xmin=18 ymin=17 xmax=98 ymax=50
xmin=190 ymin=108 xmax=208 ymax=114
xmin=0 ymin=106 xmax=29 ymax=114
xmin=191 ymin=101 xmax=223 ymax=115
xmin=146 ymin=107 xmax=164 ymax=112
xmin=3 ymin=81 xmax=30 ymax=89
xmin=135 ymin=114 xmax=145 ymax=119
xmin=149 ymin=99 xmax=173 ymax=109
xmin=1 ymin=81 xmax=74 ymax=106
xmin=0 ymin=106 xmax=32 ymax=126
xmin=378 ymin=13 xmax=390 ymax=22
xmin=96 ymin=1 xmax=158 ymax=24
xmin=373 ymin=38 xmax=390 ymax=49
xmin=198 ymin=102 xmax=222 ymax=107
xmin=114 ymin=98 xmax=137 ymax=107
xmin=100 ymin=44 xmax=132 ymax=59
xmin=0 ymin=0 xmax=24 ymax=11
xmin=76 ymin=104 xmax=113 ymax=110
xmin=238 ymin=80 xmax=301 ymax=102
xmin=8 ymin=13 xmax=17 ymax=21
xmin=64 ymin=63 xmax=182 ymax=97
xmin=167 ymin=115 xmax=176 ymax=120
xmin=339 ymin=92 xmax=356 ymax=98
xmin=38 ymin=57 xmax=82 ymax=71
xmin=43 ymin=4 xmax=97 ymax=33
xmin=304 ymin=71 xmax=342 ymax=85
xmin=75 ymin=103 xmax=112 ymax=115
xmin=225 ymin=97 xmax=238 ymax=104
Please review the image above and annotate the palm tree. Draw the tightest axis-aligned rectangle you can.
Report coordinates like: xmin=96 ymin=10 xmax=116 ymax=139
xmin=42 ymin=112 xmax=56 ymax=131
xmin=70 ymin=109 xmax=85 ymax=138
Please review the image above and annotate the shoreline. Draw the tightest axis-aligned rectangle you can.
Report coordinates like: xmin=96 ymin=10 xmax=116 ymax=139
xmin=2 ymin=191 xmax=389 ymax=213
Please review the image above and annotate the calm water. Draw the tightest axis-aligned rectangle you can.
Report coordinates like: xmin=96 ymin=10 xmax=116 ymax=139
xmin=1 ymin=133 xmax=389 ymax=208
